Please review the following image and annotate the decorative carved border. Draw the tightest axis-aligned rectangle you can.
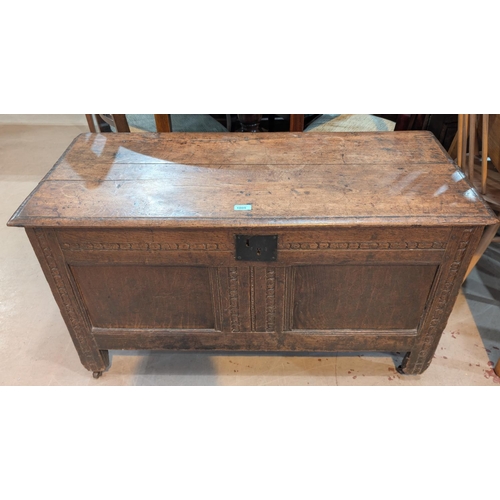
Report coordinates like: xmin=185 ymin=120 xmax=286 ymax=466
xmin=283 ymin=267 xmax=296 ymax=332
xmin=410 ymin=228 xmax=474 ymax=372
xmin=60 ymin=242 xmax=231 ymax=251
xmin=228 ymin=267 xmax=240 ymax=333
xmin=33 ymin=229 xmax=100 ymax=370
xmin=208 ymin=268 xmax=223 ymax=332
xmin=265 ymin=268 xmax=276 ymax=332
xmin=278 ymin=241 xmax=447 ymax=250
xmin=62 ymin=240 xmax=446 ymax=252
xmin=250 ymin=267 xmax=256 ymax=332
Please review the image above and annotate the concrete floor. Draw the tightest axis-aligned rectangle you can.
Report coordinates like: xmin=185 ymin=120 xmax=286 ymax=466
xmin=1 ymin=124 xmax=500 ymax=386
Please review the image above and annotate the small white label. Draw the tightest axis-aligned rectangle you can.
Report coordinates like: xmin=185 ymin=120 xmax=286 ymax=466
xmin=234 ymin=204 xmax=252 ymax=211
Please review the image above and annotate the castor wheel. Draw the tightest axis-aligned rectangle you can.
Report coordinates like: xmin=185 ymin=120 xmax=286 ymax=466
xmin=93 ymin=371 xmax=103 ymax=379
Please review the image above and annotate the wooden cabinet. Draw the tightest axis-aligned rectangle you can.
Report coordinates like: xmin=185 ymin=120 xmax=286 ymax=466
xmin=8 ymin=132 xmax=498 ymax=377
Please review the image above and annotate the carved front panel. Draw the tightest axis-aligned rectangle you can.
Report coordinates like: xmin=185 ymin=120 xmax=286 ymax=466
xmin=224 ymin=266 xmax=280 ymax=333
xmin=55 ymin=227 xmax=454 ymax=340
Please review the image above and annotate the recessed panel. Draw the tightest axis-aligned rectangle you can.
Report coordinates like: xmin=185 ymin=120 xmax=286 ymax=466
xmin=72 ymin=265 xmax=214 ymax=329
xmin=293 ymin=265 xmax=438 ymax=330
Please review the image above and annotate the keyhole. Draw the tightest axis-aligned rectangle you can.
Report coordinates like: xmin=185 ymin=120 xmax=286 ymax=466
xmin=256 ymin=248 xmax=261 ymax=255
xmin=246 ymin=239 xmax=250 ymax=247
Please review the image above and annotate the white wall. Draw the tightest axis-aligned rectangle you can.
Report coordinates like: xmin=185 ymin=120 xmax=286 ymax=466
xmin=0 ymin=114 xmax=87 ymax=126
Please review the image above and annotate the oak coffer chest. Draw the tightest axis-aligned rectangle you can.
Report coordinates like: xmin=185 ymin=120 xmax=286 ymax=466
xmin=8 ymin=131 xmax=498 ymax=378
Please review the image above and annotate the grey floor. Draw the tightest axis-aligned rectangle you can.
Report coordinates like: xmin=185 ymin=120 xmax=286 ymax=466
xmin=1 ymin=124 xmax=500 ymax=385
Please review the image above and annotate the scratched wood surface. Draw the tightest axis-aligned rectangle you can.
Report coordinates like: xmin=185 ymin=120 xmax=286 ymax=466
xmin=8 ymin=132 xmax=497 ymax=228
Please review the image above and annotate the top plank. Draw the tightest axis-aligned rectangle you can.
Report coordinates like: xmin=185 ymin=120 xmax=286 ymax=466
xmin=8 ymin=132 xmax=498 ymax=228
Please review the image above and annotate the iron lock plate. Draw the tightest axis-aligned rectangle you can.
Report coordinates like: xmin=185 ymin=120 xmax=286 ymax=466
xmin=235 ymin=235 xmax=278 ymax=261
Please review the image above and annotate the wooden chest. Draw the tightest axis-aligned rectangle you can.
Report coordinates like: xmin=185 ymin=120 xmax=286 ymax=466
xmin=8 ymin=131 xmax=498 ymax=378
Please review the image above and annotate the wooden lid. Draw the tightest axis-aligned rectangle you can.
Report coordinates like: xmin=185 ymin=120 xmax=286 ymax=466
xmin=8 ymin=131 xmax=498 ymax=228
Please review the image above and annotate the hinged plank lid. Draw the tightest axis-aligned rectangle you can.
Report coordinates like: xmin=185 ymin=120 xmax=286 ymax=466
xmin=8 ymin=131 xmax=499 ymax=228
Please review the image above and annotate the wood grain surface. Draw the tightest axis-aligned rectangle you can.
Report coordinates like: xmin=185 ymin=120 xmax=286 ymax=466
xmin=8 ymin=132 xmax=497 ymax=228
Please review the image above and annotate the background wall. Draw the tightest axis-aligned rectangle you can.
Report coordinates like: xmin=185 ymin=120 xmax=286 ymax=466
xmin=0 ymin=115 xmax=87 ymax=126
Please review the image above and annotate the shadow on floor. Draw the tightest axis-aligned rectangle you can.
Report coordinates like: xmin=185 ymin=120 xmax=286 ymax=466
xmin=462 ymin=243 xmax=500 ymax=366
xmin=106 ymin=350 xmax=407 ymax=385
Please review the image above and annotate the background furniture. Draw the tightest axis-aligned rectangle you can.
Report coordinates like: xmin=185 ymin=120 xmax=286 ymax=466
xmin=85 ymin=114 xmax=228 ymax=133
xmin=304 ymin=114 xmax=396 ymax=132
xmin=454 ymin=115 xmax=500 ymax=281
xmin=86 ymin=114 xmax=131 ymax=133
xmin=85 ymin=115 xmax=322 ymax=134
xmin=303 ymin=114 xmax=458 ymax=150
xmin=456 ymin=114 xmax=500 ymax=378
xmin=455 ymin=114 xmax=500 ymax=382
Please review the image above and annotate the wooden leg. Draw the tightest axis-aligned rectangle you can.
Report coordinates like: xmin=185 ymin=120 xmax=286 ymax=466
xmin=154 ymin=114 xmax=172 ymax=133
xmin=112 ymin=114 xmax=130 ymax=133
xmin=468 ymin=114 xmax=476 ymax=180
xmin=462 ymin=223 xmax=500 ymax=282
xmin=26 ymin=228 xmax=110 ymax=373
xmin=399 ymin=227 xmax=482 ymax=374
xmin=92 ymin=351 xmax=109 ymax=378
xmin=290 ymin=114 xmax=305 ymax=132
xmin=457 ymin=114 xmax=463 ymax=167
xmin=462 ymin=114 xmax=469 ymax=169
xmin=85 ymin=114 xmax=97 ymax=133
xmin=482 ymin=114 xmax=489 ymax=195
xmin=448 ymin=131 xmax=458 ymax=162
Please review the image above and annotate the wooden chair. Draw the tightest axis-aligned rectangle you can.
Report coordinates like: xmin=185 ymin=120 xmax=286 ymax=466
xmin=453 ymin=115 xmax=500 ymax=282
xmin=87 ymin=114 xmax=238 ymax=133
xmin=455 ymin=115 xmax=500 ymax=378
xmin=86 ymin=114 xmax=173 ymax=133
xmin=87 ymin=114 xmax=315 ymax=133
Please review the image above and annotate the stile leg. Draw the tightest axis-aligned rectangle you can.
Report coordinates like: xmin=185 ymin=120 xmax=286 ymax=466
xmin=399 ymin=227 xmax=483 ymax=375
xmin=26 ymin=228 xmax=110 ymax=374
